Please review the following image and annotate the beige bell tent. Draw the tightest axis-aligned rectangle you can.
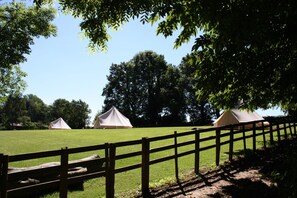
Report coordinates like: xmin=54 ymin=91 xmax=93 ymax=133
xmin=49 ymin=117 xmax=71 ymax=130
xmin=94 ymin=106 xmax=133 ymax=129
xmin=213 ymin=109 xmax=268 ymax=128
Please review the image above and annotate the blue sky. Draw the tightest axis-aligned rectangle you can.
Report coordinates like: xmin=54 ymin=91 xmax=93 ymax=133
xmin=22 ymin=12 xmax=283 ymax=121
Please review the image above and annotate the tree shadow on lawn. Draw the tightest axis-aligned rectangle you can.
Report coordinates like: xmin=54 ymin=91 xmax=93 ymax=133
xmin=139 ymin=138 xmax=297 ymax=198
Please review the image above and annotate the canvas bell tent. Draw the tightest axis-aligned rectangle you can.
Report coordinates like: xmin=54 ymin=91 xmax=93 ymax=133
xmin=49 ymin=117 xmax=71 ymax=130
xmin=94 ymin=106 xmax=133 ymax=129
xmin=213 ymin=109 xmax=268 ymax=128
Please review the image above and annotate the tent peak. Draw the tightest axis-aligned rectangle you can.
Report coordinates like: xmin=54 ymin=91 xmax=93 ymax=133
xmin=49 ymin=117 xmax=71 ymax=130
xmin=94 ymin=107 xmax=133 ymax=129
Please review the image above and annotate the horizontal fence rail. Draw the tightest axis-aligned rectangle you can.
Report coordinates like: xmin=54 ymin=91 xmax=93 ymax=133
xmin=0 ymin=116 xmax=296 ymax=198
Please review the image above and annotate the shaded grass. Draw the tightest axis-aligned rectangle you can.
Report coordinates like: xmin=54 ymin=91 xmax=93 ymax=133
xmin=0 ymin=125 xmax=289 ymax=197
xmin=260 ymin=139 xmax=297 ymax=198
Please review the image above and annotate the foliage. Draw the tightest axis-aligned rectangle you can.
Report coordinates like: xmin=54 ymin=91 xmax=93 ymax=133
xmin=158 ymin=65 xmax=186 ymax=125
xmin=0 ymin=95 xmax=91 ymax=129
xmin=49 ymin=98 xmax=91 ymax=129
xmin=0 ymin=1 xmax=57 ymax=68
xmin=269 ymin=142 xmax=297 ymax=198
xmin=35 ymin=0 xmax=297 ymax=110
xmin=102 ymin=51 xmax=186 ymax=126
xmin=49 ymin=99 xmax=71 ymax=122
xmin=0 ymin=94 xmax=27 ymax=129
xmin=192 ymin=0 xmax=297 ymax=111
xmin=179 ymin=53 xmax=217 ymax=124
xmin=68 ymin=99 xmax=91 ymax=128
xmin=0 ymin=94 xmax=50 ymax=129
xmin=0 ymin=65 xmax=27 ymax=105
xmin=0 ymin=1 xmax=56 ymax=102
xmin=24 ymin=94 xmax=49 ymax=123
xmin=102 ymin=51 xmax=219 ymax=126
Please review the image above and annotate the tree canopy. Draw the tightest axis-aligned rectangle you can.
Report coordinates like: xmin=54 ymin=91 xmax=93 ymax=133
xmin=24 ymin=94 xmax=49 ymax=123
xmin=0 ymin=2 xmax=56 ymax=103
xmin=35 ymin=0 xmax=297 ymax=111
xmin=0 ymin=94 xmax=27 ymax=129
xmin=102 ymin=51 xmax=216 ymax=126
xmin=49 ymin=98 xmax=91 ymax=129
xmin=0 ymin=2 xmax=57 ymax=69
xmin=102 ymin=51 xmax=186 ymax=126
xmin=0 ymin=95 xmax=91 ymax=130
xmin=179 ymin=53 xmax=217 ymax=124
xmin=0 ymin=65 xmax=27 ymax=104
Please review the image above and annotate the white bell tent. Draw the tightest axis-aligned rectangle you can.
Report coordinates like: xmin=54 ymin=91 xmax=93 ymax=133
xmin=49 ymin=117 xmax=71 ymax=130
xmin=213 ymin=109 xmax=268 ymax=128
xmin=94 ymin=106 xmax=133 ymax=129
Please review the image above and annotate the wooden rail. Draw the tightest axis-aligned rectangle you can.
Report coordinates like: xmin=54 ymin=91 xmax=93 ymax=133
xmin=0 ymin=116 xmax=296 ymax=198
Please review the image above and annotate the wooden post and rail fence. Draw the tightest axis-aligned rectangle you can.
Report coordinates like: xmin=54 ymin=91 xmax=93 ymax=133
xmin=0 ymin=116 xmax=296 ymax=198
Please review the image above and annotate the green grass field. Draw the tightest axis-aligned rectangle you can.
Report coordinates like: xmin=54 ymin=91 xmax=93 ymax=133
xmin=0 ymin=126 xmax=283 ymax=197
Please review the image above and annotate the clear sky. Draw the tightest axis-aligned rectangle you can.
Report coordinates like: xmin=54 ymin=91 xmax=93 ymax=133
xmin=22 ymin=12 xmax=283 ymax=121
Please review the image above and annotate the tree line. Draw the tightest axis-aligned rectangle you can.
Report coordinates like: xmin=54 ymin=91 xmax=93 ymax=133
xmin=0 ymin=95 xmax=91 ymax=130
xmin=101 ymin=51 xmax=218 ymax=127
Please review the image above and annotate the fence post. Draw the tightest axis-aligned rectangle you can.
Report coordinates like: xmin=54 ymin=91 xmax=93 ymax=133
xmin=229 ymin=126 xmax=234 ymax=161
xmin=0 ymin=155 xmax=8 ymax=198
xmin=142 ymin=137 xmax=150 ymax=197
xmin=277 ymin=123 xmax=281 ymax=144
xmin=253 ymin=122 xmax=256 ymax=152
xmin=289 ymin=117 xmax=293 ymax=138
xmin=284 ymin=122 xmax=288 ymax=140
xmin=269 ymin=122 xmax=274 ymax=145
xmin=104 ymin=143 xmax=110 ymax=198
xmin=194 ymin=130 xmax=200 ymax=175
xmin=0 ymin=154 xmax=2 ymax=186
xmin=242 ymin=125 xmax=247 ymax=155
xmin=288 ymin=117 xmax=293 ymax=137
xmin=60 ymin=147 xmax=68 ymax=198
xmin=293 ymin=117 xmax=296 ymax=137
xmin=107 ymin=143 xmax=116 ymax=198
xmin=262 ymin=121 xmax=266 ymax=149
xmin=215 ymin=128 xmax=221 ymax=166
xmin=174 ymin=131 xmax=179 ymax=182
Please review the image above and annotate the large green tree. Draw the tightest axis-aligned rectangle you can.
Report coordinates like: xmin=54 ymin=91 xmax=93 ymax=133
xmin=0 ymin=94 xmax=27 ymax=129
xmin=193 ymin=1 xmax=297 ymax=111
xmin=24 ymin=94 xmax=49 ymax=123
xmin=159 ymin=64 xmax=186 ymax=125
xmin=36 ymin=0 xmax=297 ymax=111
xmin=49 ymin=99 xmax=71 ymax=123
xmin=0 ymin=94 xmax=51 ymax=129
xmin=179 ymin=53 xmax=216 ymax=124
xmin=102 ymin=51 xmax=185 ymax=126
xmin=102 ymin=61 xmax=141 ymax=123
xmin=0 ymin=2 xmax=56 ymax=102
xmin=49 ymin=98 xmax=91 ymax=129
xmin=0 ymin=96 xmax=91 ymax=129
xmin=132 ymin=51 xmax=168 ymax=125
xmin=68 ymin=100 xmax=91 ymax=129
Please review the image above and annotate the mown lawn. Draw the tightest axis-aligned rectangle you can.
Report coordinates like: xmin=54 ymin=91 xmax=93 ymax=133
xmin=0 ymin=126 xmax=284 ymax=197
